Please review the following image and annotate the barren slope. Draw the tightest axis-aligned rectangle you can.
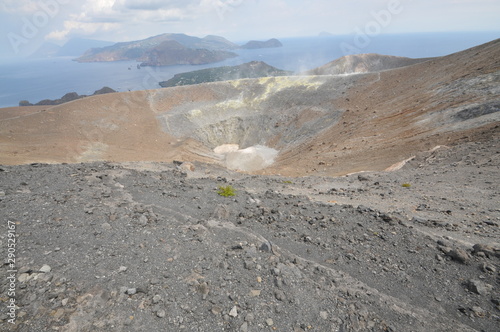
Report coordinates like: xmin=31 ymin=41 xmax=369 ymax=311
xmin=0 ymin=39 xmax=499 ymax=176
xmin=305 ymin=53 xmax=434 ymax=75
xmin=0 ymin=138 xmax=499 ymax=331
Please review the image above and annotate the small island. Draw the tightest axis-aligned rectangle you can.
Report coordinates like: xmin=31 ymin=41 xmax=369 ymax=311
xmin=75 ymin=33 xmax=239 ymax=67
xmin=241 ymin=38 xmax=283 ymax=49
xmin=159 ymin=61 xmax=292 ymax=88
xmin=19 ymin=87 xmax=116 ymax=106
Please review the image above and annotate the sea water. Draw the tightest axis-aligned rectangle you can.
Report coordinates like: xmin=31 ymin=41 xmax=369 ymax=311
xmin=0 ymin=32 xmax=497 ymax=108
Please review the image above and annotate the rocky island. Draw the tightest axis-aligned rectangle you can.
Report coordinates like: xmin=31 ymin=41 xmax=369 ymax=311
xmin=19 ymin=87 xmax=116 ymax=106
xmin=75 ymin=33 xmax=239 ymax=66
xmin=241 ymin=38 xmax=283 ymax=49
xmin=159 ymin=61 xmax=293 ymax=87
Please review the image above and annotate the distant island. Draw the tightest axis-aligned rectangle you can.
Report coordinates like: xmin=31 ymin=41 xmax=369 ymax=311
xmin=241 ymin=38 xmax=283 ymax=49
xmin=75 ymin=33 xmax=239 ymax=66
xmin=72 ymin=34 xmax=284 ymax=66
xmin=19 ymin=87 xmax=116 ymax=106
xmin=159 ymin=61 xmax=293 ymax=88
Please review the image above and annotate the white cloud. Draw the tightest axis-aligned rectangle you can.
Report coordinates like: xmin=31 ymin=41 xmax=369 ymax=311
xmin=46 ymin=20 xmax=120 ymax=41
xmin=0 ymin=0 xmax=39 ymax=14
xmin=1 ymin=0 xmax=499 ymax=46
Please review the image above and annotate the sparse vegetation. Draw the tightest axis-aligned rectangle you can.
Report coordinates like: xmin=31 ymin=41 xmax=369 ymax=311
xmin=217 ymin=185 xmax=236 ymax=197
xmin=402 ymin=183 xmax=411 ymax=188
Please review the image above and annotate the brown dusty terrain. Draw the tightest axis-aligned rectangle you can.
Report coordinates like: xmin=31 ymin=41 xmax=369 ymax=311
xmin=1 ymin=39 xmax=499 ymax=177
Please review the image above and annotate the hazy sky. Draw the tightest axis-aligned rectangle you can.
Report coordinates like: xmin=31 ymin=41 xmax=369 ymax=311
xmin=1 ymin=0 xmax=499 ymax=57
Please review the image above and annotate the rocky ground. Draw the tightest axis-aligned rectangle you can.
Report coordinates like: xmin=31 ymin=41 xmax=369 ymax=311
xmin=1 ymin=138 xmax=499 ymax=331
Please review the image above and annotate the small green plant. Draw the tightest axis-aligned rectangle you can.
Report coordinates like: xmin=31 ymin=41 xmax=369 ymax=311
xmin=402 ymin=183 xmax=412 ymax=188
xmin=282 ymin=180 xmax=293 ymax=184
xmin=217 ymin=185 xmax=236 ymax=197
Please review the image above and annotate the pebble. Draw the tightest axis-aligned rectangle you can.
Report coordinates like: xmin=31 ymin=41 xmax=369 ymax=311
xmin=446 ymin=249 xmax=470 ymax=264
xmin=266 ymin=318 xmax=274 ymax=326
xmin=153 ymin=294 xmax=162 ymax=304
xmin=357 ymin=174 xmax=371 ymax=182
xmin=471 ymin=306 xmax=487 ymax=317
xmin=211 ymin=306 xmax=222 ymax=315
xmin=320 ymin=311 xmax=328 ymax=320
xmin=229 ymin=306 xmax=238 ymax=317
xmin=54 ymin=308 xmax=65 ymax=320
xmin=102 ymin=222 xmax=112 ymax=230
xmin=466 ymin=279 xmax=493 ymax=295
xmin=260 ymin=241 xmax=272 ymax=252
xmin=119 ymin=266 xmax=128 ymax=273
xmin=126 ymin=288 xmax=137 ymax=295
xmin=39 ymin=265 xmax=52 ymax=273
xmin=18 ymin=273 xmax=31 ymax=283
xmin=244 ymin=260 xmax=256 ymax=270
xmin=138 ymin=215 xmax=148 ymax=226
xmin=37 ymin=273 xmax=53 ymax=283
xmin=473 ymin=244 xmax=499 ymax=258
xmin=156 ymin=309 xmax=166 ymax=318
xmin=179 ymin=162 xmax=195 ymax=172
xmin=275 ymin=290 xmax=286 ymax=301
xmin=197 ymin=282 xmax=210 ymax=299
xmin=481 ymin=263 xmax=496 ymax=273
xmin=19 ymin=266 xmax=31 ymax=274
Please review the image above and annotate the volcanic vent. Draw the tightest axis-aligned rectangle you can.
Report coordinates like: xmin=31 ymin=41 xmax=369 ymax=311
xmin=149 ymin=76 xmax=348 ymax=171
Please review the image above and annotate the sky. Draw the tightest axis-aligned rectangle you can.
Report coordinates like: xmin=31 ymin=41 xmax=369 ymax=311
xmin=1 ymin=0 xmax=499 ymax=58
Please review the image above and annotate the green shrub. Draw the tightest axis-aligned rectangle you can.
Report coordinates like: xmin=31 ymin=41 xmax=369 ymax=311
xmin=402 ymin=183 xmax=411 ymax=188
xmin=217 ymin=185 xmax=236 ymax=197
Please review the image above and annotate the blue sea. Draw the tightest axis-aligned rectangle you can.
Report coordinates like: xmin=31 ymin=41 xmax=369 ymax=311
xmin=0 ymin=32 xmax=498 ymax=108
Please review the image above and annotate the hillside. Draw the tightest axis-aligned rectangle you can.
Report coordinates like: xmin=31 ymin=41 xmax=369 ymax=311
xmin=159 ymin=61 xmax=293 ymax=87
xmin=1 ymin=39 xmax=499 ymax=332
xmin=139 ymin=40 xmax=237 ymax=67
xmin=75 ymin=33 xmax=239 ymax=66
xmin=306 ymin=53 xmax=434 ymax=75
xmin=1 ymin=39 xmax=498 ymax=175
